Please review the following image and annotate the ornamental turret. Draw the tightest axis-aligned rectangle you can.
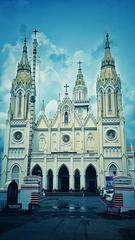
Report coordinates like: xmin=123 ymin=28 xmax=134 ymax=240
xmin=73 ymin=62 xmax=90 ymax=119
xmin=73 ymin=61 xmax=88 ymax=103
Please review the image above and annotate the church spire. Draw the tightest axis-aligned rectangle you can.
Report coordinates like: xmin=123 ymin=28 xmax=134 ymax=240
xmin=73 ymin=61 xmax=88 ymax=103
xmin=96 ymin=33 xmax=122 ymax=119
xmin=101 ymin=33 xmax=115 ymax=69
xmin=13 ymin=37 xmax=32 ymax=88
xmin=75 ymin=61 xmax=85 ymax=86
xmin=17 ymin=37 xmax=31 ymax=72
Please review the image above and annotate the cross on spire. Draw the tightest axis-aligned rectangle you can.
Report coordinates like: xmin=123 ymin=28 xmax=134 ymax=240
xmin=33 ymin=29 xmax=39 ymax=38
xmin=64 ymin=84 xmax=69 ymax=94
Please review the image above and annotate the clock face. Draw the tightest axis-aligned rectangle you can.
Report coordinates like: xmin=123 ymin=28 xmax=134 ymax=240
xmin=63 ymin=134 xmax=70 ymax=143
xmin=14 ymin=131 xmax=23 ymax=141
xmin=106 ymin=129 xmax=116 ymax=140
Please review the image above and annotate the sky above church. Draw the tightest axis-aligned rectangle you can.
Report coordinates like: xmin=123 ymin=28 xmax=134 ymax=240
xmin=0 ymin=0 xmax=135 ymax=152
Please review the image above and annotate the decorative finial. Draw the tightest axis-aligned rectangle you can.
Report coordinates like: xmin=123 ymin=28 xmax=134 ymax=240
xmin=24 ymin=36 xmax=27 ymax=44
xmin=78 ymin=60 xmax=82 ymax=70
xmin=105 ymin=32 xmax=110 ymax=49
xmin=22 ymin=36 xmax=27 ymax=53
xmin=106 ymin=32 xmax=109 ymax=41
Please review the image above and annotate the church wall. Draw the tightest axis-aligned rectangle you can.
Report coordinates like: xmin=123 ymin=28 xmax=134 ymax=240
xmin=84 ymin=130 xmax=98 ymax=152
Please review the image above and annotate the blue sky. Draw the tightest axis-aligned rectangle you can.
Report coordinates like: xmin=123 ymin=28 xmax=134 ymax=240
xmin=0 ymin=0 xmax=135 ymax=152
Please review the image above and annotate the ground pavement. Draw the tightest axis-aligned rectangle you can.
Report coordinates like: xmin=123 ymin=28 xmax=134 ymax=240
xmin=0 ymin=195 xmax=135 ymax=240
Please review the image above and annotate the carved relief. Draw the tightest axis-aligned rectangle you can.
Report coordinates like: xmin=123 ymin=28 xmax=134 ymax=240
xmin=39 ymin=133 xmax=46 ymax=151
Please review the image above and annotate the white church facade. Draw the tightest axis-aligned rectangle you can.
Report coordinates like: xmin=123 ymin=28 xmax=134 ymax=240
xmin=1 ymin=33 xmax=129 ymax=192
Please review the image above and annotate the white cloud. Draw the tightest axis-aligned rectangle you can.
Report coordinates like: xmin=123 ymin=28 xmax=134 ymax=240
xmin=45 ymin=100 xmax=58 ymax=118
xmin=0 ymin=112 xmax=7 ymax=122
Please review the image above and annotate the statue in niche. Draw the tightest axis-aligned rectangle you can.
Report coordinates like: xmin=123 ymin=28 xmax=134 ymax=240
xmin=87 ymin=133 xmax=93 ymax=149
xmin=39 ymin=134 xmax=46 ymax=151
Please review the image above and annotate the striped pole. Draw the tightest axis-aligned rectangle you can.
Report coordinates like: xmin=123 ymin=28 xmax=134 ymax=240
xmin=27 ymin=30 xmax=38 ymax=176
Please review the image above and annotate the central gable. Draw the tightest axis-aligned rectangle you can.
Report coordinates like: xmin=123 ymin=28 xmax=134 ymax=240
xmin=36 ymin=114 xmax=49 ymax=129
xmin=83 ymin=112 xmax=97 ymax=128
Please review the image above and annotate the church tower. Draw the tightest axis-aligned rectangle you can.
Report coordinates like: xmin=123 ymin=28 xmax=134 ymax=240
xmin=73 ymin=61 xmax=90 ymax=119
xmin=10 ymin=38 xmax=32 ymax=120
xmin=97 ymin=33 xmax=122 ymax=119
xmin=1 ymin=38 xmax=34 ymax=187
xmin=97 ymin=33 xmax=127 ymax=187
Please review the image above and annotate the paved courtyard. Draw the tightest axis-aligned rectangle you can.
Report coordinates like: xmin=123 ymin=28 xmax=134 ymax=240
xmin=0 ymin=196 xmax=135 ymax=240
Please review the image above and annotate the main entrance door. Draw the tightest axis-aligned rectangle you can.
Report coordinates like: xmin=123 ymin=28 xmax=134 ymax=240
xmin=58 ymin=165 xmax=69 ymax=192
xmin=86 ymin=165 xmax=97 ymax=192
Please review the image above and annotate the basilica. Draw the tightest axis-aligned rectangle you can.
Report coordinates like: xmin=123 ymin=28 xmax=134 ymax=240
xmin=1 ymin=33 xmax=129 ymax=192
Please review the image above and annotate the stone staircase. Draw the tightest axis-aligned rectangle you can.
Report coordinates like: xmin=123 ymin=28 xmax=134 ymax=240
xmin=45 ymin=191 xmax=99 ymax=197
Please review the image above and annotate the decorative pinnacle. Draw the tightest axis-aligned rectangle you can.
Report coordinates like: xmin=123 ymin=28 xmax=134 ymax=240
xmin=105 ymin=32 xmax=110 ymax=49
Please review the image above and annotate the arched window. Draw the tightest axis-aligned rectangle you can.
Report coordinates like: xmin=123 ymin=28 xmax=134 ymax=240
xmin=64 ymin=111 xmax=68 ymax=123
xmin=79 ymin=91 xmax=81 ymax=101
xmin=116 ymin=89 xmax=119 ymax=114
xmin=108 ymin=89 xmax=112 ymax=111
xmin=18 ymin=92 xmax=22 ymax=115
xmin=109 ymin=164 xmax=117 ymax=176
xmin=12 ymin=165 xmax=19 ymax=185
xmin=101 ymin=90 xmax=103 ymax=113
xmin=26 ymin=93 xmax=29 ymax=118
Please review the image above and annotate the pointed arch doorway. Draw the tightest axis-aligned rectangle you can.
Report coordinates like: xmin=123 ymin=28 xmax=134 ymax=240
xmin=85 ymin=165 xmax=97 ymax=192
xmin=32 ymin=164 xmax=43 ymax=190
xmin=32 ymin=164 xmax=42 ymax=177
xmin=47 ymin=169 xmax=53 ymax=191
xmin=58 ymin=165 xmax=69 ymax=192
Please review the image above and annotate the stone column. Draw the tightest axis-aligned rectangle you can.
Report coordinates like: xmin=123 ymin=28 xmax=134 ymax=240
xmin=99 ymin=155 xmax=105 ymax=188
xmin=42 ymin=172 xmax=47 ymax=189
xmin=53 ymin=156 xmax=58 ymax=190
xmin=43 ymin=155 xmax=47 ymax=190
xmin=80 ymin=174 xmax=85 ymax=190
xmin=69 ymin=156 xmax=74 ymax=190
xmin=80 ymin=155 xmax=85 ymax=189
